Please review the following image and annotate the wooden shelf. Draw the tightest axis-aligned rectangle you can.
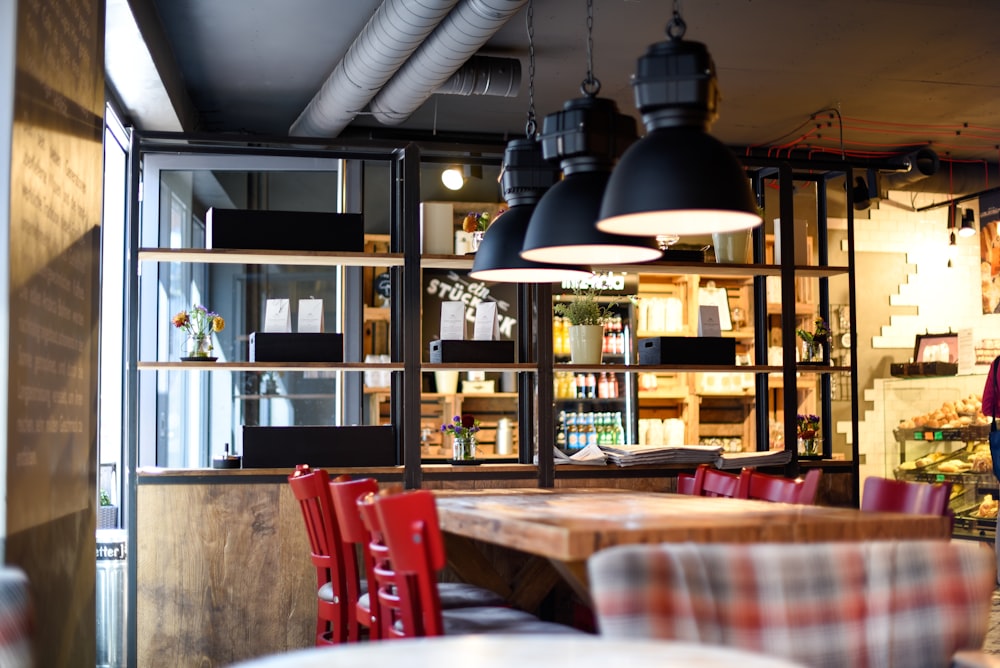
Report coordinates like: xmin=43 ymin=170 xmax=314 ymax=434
xmin=363 ymin=306 xmax=391 ymax=322
xmin=421 ymin=254 xmax=475 ymax=270
xmin=421 ymin=362 xmax=536 ymax=372
xmin=137 ymin=361 xmax=404 ymax=371
xmin=604 ymin=261 xmax=850 ymax=279
xmin=138 ymin=248 xmax=404 ymax=267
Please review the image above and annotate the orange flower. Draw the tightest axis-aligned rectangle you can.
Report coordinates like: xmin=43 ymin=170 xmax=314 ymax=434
xmin=172 ymin=311 xmax=189 ymax=328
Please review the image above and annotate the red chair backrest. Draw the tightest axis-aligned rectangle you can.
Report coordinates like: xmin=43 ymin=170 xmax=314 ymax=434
xmin=374 ymin=490 xmax=448 ymax=638
xmin=861 ymin=477 xmax=952 ymax=515
xmin=744 ymin=468 xmax=823 ymax=504
xmin=691 ymin=464 xmax=749 ymax=498
xmin=287 ymin=464 xmax=349 ymax=643
xmin=676 ymin=473 xmax=696 ymax=495
xmin=329 ymin=475 xmax=379 ymax=639
xmin=357 ymin=491 xmax=410 ymax=639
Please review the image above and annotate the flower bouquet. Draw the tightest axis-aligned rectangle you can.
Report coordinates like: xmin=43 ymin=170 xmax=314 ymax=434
xmin=797 ymin=413 xmax=820 ymax=456
xmin=796 ymin=318 xmax=830 ymax=363
xmin=173 ymin=305 xmax=225 ymax=360
xmin=442 ymin=414 xmax=480 ymax=462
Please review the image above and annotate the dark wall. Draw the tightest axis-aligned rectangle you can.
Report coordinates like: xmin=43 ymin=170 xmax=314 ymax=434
xmin=6 ymin=0 xmax=105 ymax=664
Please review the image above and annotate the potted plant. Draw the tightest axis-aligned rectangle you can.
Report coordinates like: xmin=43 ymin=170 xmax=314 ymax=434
xmin=98 ymin=488 xmax=118 ymax=529
xmin=554 ymin=287 xmax=615 ymax=364
xmin=796 ymin=318 xmax=830 ymax=364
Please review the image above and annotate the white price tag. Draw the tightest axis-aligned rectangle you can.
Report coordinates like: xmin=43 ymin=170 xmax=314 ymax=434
xmin=473 ymin=302 xmax=499 ymax=341
xmin=698 ymin=305 xmax=722 ymax=338
xmin=297 ymin=299 xmax=324 ymax=333
xmin=264 ymin=299 xmax=292 ymax=333
xmin=439 ymin=301 xmax=466 ymax=340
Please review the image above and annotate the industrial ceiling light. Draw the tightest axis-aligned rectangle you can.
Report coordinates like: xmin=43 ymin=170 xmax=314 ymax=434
xmin=596 ymin=2 xmax=761 ymax=237
xmin=470 ymin=139 xmax=592 ymax=282
xmin=852 ymin=177 xmax=872 ymax=211
xmin=470 ymin=2 xmax=592 ymax=284
xmin=960 ymin=208 xmax=977 ymax=237
xmin=520 ymin=0 xmax=662 ymax=265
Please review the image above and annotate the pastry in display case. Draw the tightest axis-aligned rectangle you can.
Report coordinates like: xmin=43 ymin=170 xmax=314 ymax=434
xmin=892 ymin=392 xmax=997 ymax=542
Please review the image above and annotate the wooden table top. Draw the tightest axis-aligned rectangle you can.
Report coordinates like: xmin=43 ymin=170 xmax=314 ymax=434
xmin=231 ymin=635 xmax=806 ymax=668
xmin=434 ymin=488 xmax=952 ymax=562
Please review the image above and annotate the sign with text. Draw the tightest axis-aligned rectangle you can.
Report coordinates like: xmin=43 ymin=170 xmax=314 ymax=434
xmin=422 ymin=270 xmax=517 ymax=361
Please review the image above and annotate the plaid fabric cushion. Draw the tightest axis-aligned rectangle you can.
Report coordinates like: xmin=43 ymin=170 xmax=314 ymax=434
xmin=588 ymin=541 xmax=994 ymax=668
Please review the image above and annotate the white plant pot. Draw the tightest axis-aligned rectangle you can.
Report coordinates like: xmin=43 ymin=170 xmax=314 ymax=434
xmin=568 ymin=325 xmax=604 ymax=365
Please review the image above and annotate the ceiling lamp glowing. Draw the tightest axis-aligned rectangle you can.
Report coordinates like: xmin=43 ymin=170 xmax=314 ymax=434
xmin=596 ymin=9 xmax=761 ymax=237
xmin=469 ymin=138 xmax=592 ymax=283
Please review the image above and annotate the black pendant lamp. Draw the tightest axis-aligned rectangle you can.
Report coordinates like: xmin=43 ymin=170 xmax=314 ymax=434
xmin=469 ymin=138 xmax=592 ymax=283
xmin=596 ymin=5 xmax=762 ymax=237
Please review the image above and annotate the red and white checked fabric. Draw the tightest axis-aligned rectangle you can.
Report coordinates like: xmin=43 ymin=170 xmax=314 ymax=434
xmin=588 ymin=540 xmax=994 ymax=668
xmin=0 ymin=567 xmax=32 ymax=668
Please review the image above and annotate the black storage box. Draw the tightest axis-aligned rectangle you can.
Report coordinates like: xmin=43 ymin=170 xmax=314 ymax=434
xmin=241 ymin=425 xmax=396 ymax=468
xmin=638 ymin=336 xmax=736 ymax=365
xmin=429 ymin=339 xmax=515 ymax=363
xmin=206 ymin=207 xmax=364 ymax=252
xmin=889 ymin=361 xmax=958 ymax=378
xmin=250 ymin=332 xmax=343 ymax=363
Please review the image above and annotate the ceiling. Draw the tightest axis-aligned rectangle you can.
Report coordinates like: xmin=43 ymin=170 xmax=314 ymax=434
xmin=108 ymin=0 xmax=1000 ymax=195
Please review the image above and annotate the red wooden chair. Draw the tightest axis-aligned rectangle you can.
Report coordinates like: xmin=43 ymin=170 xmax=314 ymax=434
xmin=675 ymin=472 xmax=696 ymax=495
xmin=341 ymin=480 xmax=513 ymax=640
xmin=690 ymin=464 xmax=749 ymax=498
xmin=328 ymin=475 xmax=378 ymax=641
xmin=287 ymin=464 xmax=350 ymax=645
xmin=861 ymin=476 xmax=952 ymax=516
xmin=743 ymin=468 xmax=822 ymax=504
xmin=371 ymin=489 xmax=585 ymax=638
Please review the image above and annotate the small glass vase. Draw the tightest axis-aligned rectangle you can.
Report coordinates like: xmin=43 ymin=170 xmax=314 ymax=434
xmin=186 ymin=333 xmax=213 ymax=359
xmin=801 ymin=339 xmax=826 ymax=364
xmin=470 ymin=230 xmax=486 ymax=252
xmin=452 ymin=434 xmax=477 ymax=462
xmin=798 ymin=436 xmax=821 ymax=457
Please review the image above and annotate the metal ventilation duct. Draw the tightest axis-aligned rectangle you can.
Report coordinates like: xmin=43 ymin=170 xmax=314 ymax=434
xmin=291 ymin=0 xmax=525 ymax=138
xmin=369 ymin=0 xmax=529 ymax=126
xmin=881 ymin=148 xmax=940 ymax=191
xmin=436 ymin=55 xmax=520 ymax=98
xmin=290 ymin=0 xmax=460 ymax=137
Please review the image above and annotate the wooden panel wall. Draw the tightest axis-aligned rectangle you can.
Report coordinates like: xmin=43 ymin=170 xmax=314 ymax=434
xmin=136 ymin=482 xmax=313 ymax=666
xmin=5 ymin=0 xmax=104 ymax=665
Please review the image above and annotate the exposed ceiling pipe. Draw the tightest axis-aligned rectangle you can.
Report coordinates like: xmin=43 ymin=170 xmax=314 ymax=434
xmin=369 ymin=0 xmax=529 ymax=126
xmin=290 ymin=0 xmax=461 ymax=138
xmin=436 ymin=55 xmax=521 ymax=98
xmin=879 ymin=148 xmax=939 ymax=191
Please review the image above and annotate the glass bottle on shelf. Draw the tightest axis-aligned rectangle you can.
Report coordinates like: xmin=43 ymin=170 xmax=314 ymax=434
xmin=566 ymin=412 xmax=579 ymax=450
xmin=612 ymin=412 xmax=625 ymax=445
xmin=584 ymin=413 xmax=597 ymax=448
xmin=556 ymin=411 xmax=567 ymax=450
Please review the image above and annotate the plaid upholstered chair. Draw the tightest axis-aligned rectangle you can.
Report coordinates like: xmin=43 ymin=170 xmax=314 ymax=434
xmin=588 ymin=540 xmax=995 ymax=667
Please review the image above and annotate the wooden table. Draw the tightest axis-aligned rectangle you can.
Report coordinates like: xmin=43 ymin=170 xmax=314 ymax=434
xmin=230 ymin=635 xmax=807 ymax=668
xmin=434 ymin=488 xmax=952 ymax=606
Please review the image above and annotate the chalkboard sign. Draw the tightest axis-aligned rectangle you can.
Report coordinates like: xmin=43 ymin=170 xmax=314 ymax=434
xmin=422 ymin=270 xmax=517 ymax=361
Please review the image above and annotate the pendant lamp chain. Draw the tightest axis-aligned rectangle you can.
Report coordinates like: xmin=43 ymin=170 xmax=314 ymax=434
xmin=581 ymin=0 xmax=600 ymax=96
xmin=667 ymin=0 xmax=686 ymax=40
xmin=525 ymin=0 xmax=537 ymax=137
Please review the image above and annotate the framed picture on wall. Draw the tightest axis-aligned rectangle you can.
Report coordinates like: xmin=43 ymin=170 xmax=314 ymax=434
xmin=914 ymin=332 xmax=958 ymax=364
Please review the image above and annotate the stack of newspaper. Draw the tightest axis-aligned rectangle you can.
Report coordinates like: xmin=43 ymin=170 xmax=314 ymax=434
xmin=598 ymin=444 xmax=723 ymax=467
xmin=714 ymin=449 xmax=793 ymax=469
